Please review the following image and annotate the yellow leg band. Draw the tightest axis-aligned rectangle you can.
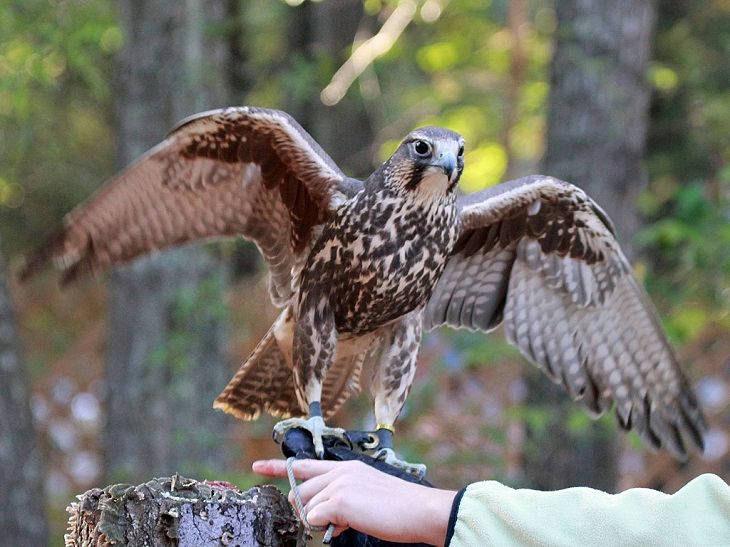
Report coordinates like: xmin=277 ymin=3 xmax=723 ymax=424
xmin=376 ymin=423 xmax=395 ymax=433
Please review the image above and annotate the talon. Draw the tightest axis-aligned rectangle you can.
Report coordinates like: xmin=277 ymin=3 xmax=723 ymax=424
xmin=373 ymin=447 xmax=427 ymax=479
xmin=311 ymin=416 xmax=326 ymax=457
xmin=273 ymin=416 xmax=347 ymax=459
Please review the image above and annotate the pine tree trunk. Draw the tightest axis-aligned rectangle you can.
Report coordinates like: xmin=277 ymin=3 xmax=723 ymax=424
xmin=523 ymin=0 xmax=657 ymax=491
xmin=104 ymin=0 xmax=232 ymax=484
xmin=0 ymin=241 xmax=48 ymax=545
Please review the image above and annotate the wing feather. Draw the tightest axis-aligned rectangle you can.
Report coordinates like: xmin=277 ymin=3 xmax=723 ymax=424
xmin=21 ymin=107 xmax=361 ymax=305
xmin=425 ymin=175 xmax=706 ymax=458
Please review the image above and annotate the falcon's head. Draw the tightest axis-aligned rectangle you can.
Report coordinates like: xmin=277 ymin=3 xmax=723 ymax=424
xmin=383 ymin=127 xmax=465 ymax=199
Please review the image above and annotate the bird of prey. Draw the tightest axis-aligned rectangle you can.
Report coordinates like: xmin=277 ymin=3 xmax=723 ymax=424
xmin=22 ymin=106 xmax=706 ymax=475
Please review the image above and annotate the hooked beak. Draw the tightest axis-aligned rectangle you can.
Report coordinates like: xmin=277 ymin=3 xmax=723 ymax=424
xmin=433 ymin=151 xmax=457 ymax=181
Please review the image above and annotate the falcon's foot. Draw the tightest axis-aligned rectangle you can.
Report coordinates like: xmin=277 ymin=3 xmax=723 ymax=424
xmin=345 ymin=427 xmax=427 ymax=478
xmin=273 ymin=415 xmax=347 ymax=458
xmin=373 ymin=447 xmax=427 ymax=479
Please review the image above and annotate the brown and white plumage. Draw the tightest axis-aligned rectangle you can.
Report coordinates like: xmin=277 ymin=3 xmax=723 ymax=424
xmin=425 ymin=176 xmax=705 ymax=458
xmin=20 ymin=107 xmax=359 ymax=298
xmin=22 ymin=107 xmax=705 ymax=466
xmin=21 ymin=105 xmax=377 ymax=429
xmin=217 ymin=308 xmax=376 ymax=421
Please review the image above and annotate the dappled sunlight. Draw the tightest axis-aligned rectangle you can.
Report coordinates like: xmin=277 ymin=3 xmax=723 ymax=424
xmin=460 ymin=142 xmax=507 ymax=192
xmin=2 ymin=0 xmax=728 ymax=542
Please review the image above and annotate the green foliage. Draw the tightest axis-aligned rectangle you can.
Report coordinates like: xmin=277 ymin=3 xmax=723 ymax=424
xmin=0 ymin=0 xmax=119 ymax=256
xmin=641 ymin=0 xmax=730 ymax=341
xmin=368 ymin=1 xmax=553 ymax=190
xmin=509 ymin=404 xmax=553 ymax=436
xmin=447 ymin=330 xmax=520 ymax=369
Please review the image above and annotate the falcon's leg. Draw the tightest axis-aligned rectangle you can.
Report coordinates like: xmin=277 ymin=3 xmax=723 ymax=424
xmin=272 ymin=304 xmax=347 ymax=458
xmin=369 ymin=312 xmax=427 ymax=478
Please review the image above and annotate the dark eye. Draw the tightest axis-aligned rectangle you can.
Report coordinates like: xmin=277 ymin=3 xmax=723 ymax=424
xmin=413 ymin=140 xmax=431 ymax=156
xmin=458 ymin=144 xmax=464 ymax=157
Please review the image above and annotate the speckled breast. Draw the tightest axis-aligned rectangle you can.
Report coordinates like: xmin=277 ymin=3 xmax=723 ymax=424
xmin=304 ymin=189 xmax=460 ymax=335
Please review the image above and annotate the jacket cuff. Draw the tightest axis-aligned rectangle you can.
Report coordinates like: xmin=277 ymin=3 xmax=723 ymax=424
xmin=444 ymin=485 xmax=468 ymax=546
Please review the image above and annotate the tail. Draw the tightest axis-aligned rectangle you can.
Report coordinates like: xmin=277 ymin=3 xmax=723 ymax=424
xmin=214 ymin=310 xmax=373 ymax=421
xmin=214 ymin=313 xmax=305 ymax=420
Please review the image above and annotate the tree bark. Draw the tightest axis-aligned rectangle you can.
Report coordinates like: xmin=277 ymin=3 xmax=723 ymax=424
xmin=523 ymin=0 xmax=657 ymax=491
xmin=0 ymin=240 xmax=48 ymax=545
xmin=105 ymin=0 xmax=232 ymax=484
xmin=543 ymin=0 xmax=656 ymax=251
xmin=65 ymin=476 xmax=298 ymax=547
xmin=286 ymin=0 xmax=374 ymax=177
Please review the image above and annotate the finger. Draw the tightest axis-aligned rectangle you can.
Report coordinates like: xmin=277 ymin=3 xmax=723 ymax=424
xmin=252 ymin=458 xmax=342 ymax=480
xmin=251 ymin=459 xmax=287 ymax=477
xmin=288 ymin=472 xmax=333 ymax=507
xmin=306 ymin=497 xmax=348 ymax=530
xmin=314 ymin=522 xmax=347 ymax=540
xmin=329 ymin=525 xmax=347 ymax=539
xmin=292 ymin=481 xmax=335 ymax=524
xmin=303 ymin=482 xmax=344 ymax=524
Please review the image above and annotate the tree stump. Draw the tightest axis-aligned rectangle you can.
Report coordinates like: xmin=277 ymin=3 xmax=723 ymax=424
xmin=65 ymin=475 xmax=300 ymax=547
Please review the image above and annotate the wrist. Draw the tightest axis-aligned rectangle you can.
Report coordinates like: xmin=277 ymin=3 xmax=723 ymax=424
xmin=415 ymin=486 xmax=458 ymax=545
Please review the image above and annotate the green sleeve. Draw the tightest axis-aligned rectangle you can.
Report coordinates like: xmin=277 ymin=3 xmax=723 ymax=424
xmin=446 ymin=473 xmax=730 ymax=547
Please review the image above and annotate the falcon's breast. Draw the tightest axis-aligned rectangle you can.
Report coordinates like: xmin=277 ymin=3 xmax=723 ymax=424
xmin=299 ymin=180 xmax=459 ymax=336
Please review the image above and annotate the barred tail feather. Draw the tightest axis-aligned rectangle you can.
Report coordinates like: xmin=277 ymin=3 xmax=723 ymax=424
xmin=214 ymin=322 xmax=305 ymax=420
xmin=215 ymin=310 xmax=373 ymax=421
xmin=321 ymin=347 xmax=368 ymax=419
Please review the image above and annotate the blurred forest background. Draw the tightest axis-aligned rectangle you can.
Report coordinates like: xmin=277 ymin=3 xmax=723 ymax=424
xmin=1 ymin=0 xmax=728 ymax=543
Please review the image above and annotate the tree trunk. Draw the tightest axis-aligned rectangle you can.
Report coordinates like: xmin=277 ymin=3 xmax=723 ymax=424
xmin=104 ymin=0 xmax=232 ymax=484
xmin=286 ymin=0 xmax=374 ymax=177
xmin=523 ymin=0 xmax=657 ymax=491
xmin=65 ymin=476 xmax=298 ymax=547
xmin=0 ymin=240 xmax=48 ymax=545
xmin=542 ymin=0 xmax=656 ymax=251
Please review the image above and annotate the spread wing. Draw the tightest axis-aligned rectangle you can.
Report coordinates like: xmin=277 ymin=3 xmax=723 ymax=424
xmin=424 ymin=175 xmax=706 ymax=458
xmin=21 ymin=107 xmax=362 ymax=306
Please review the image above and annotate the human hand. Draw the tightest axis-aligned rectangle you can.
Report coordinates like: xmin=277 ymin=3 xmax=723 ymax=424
xmin=252 ymin=458 xmax=456 ymax=545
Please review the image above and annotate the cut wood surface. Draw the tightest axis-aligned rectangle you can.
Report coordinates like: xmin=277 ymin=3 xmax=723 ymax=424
xmin=65 ymin=475 xmax=299 ymax=547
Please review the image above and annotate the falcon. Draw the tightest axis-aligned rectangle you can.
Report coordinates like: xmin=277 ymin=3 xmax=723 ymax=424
xmin=22 ymin=106 xmax=706 ymax=475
